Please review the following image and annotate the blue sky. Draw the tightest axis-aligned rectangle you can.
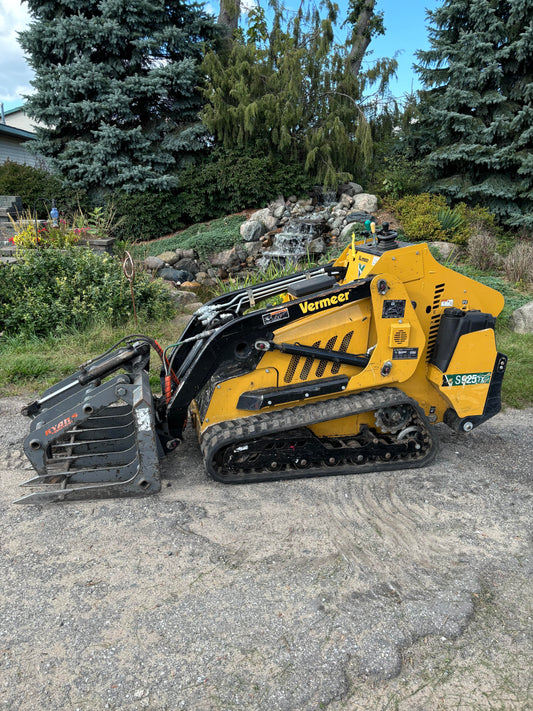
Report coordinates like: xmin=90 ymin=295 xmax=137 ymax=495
xmin=0 ymin=0 xmax=440 ymax=112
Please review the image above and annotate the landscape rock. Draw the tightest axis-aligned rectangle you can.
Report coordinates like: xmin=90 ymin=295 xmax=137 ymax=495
xmin=345 ymin=211 xmax=373 ymax=224
xmin=209 ymin=248 xmax=238 ymax=270
xmin=167 ymin=289 xmax=199 ymax=306
xmin=251 ymin=208 xmax=272 ymax=226
xmin=183 ymin=300 xmax=204 ymax=312
xmin=243 ymin=241 xmax=263 ymax=258
xmin=175 ymin=248 xmax=197 ymax=260
xmin=340 ymin=193 xmax=354 ymax=208
xmin=309 ymin=236 xmax=327 ymax=254
xmin=263 ymin=215 xmax=280 ymax=231
xmin=510 ymin=300 xmax=533 ymax=334
xmin=159 ymin=267 xmax=193 ymax=283
xmin=431 ymin=241 xmax=461 ymax=262
xmin=352 ymin=193 xmax=379 ymax=213
xmin=339 ymin=222 xmax=364 ymax=243
xmin=209 ymin=246 xmax=245 ymax=270
xmin=240 ymin=220 xmax=266 ymax=242
xmin=179 ymin=281 xmax=201 ymax=290
xmin=338 ymin=182 xmax=363 ymax=196
xmin=157 ymin=251 xmax=179 ymax=265
xmin=144 ymin=256 xmax=165 ymax=271
xmin=269 ymin=196 xmax=286 ymax=219
xmin=174 ymin=257 xmax=200 ymax=275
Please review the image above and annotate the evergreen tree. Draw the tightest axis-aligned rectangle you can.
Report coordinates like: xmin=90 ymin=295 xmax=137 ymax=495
xmin=19 ymin=0 xmax=219 ymax=193
xmin=414 ymin=0 xmax=533 ymax=228
xmin=201 ymin=0 xmax=396 ymax=186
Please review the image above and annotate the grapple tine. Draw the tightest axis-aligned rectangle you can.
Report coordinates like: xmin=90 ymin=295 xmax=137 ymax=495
xmin=14 ymin=466 xmax=159 ymax=504
xmin=18 ymin=368 xmax=161 ymax=504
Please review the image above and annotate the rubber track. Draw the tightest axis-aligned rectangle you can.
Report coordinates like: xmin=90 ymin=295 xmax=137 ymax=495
xmin=201 ymin=387 xmax=437 ymax=484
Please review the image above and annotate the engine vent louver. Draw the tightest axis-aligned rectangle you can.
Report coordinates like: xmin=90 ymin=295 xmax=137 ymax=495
xmin=284 ymin=354 xmax=301 ymax=383
xmin=300 ymin=340 xmax=321 ymax=380
xmin=433 ymin=283 xmax=446 ymax=310
xmin=316 ymin=336 xmax=338 ymax=378
xmin=331 ymin=331 xmax=354 ymax=374
xmin=283 ymin=331 xmax=356 ymax=382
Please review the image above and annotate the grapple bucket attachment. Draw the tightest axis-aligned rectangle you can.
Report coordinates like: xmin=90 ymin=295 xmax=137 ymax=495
xmin=17 ymin=367 xmax=161 ymax=504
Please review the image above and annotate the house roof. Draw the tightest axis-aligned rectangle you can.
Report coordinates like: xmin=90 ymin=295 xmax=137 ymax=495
xmin=4 ymin=106 xmax=25 ymax=115
xmin=0 ymin=123 xmax=36 ymax=141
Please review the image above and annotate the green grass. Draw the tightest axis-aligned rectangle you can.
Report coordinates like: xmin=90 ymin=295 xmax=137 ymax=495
xmin=495 ymin=328 xmax=533 ymax=408
xmin=0 ymin=315 xmax=192 ymax=397
xmin=131 ymin=214 xmax=247 ymax=261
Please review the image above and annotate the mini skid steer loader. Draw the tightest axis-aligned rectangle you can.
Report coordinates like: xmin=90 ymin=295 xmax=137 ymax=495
xmin=17 ymin=224 xmax=507 ymax=503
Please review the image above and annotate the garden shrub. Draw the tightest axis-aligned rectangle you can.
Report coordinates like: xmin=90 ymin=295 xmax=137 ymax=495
xmin=0 ymin=248 xmax=175 ymax=338
xmin=393 ymin=193 xmax=448 ymax=241
xmin=109 ymin=191 xmax=185 ymax=243
xmin=177 ymin=147 xmax=314 ymax=224
xmin=503 ymin=242 xmax=533 ymax=286
xmin=467 ymin=229 xmax=500 ymax=271
xmin=394 ymin=194 xmax=500 ymax=245
xmin=0 ymin=160 xmax=88 ymax=217
xmin=374 ymin=155 xmax=425 ymax=199
xmin=109 ymin=148 xmax=313 ymax=243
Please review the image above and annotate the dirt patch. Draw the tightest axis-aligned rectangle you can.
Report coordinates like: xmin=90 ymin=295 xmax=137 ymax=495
xmin=0 ymin=397 xmax=531 ymax=710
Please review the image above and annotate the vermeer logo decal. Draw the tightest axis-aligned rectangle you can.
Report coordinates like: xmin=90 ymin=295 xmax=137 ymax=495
xmin=299 ymin=291 xmax=350 ymax=315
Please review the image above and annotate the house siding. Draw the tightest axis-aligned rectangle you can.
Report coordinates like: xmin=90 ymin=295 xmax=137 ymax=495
xmin=0 ymin=135 xmax=41 ymax=168
xmin=4 ymin=109 xmax=38 ymax=133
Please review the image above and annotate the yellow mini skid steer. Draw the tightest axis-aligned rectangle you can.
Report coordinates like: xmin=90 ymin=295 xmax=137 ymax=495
xmin=18 ymin=225 xmax=506 ymax=503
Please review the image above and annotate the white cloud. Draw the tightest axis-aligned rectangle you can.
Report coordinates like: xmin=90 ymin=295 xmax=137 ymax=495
xmin=0 ymin=1 xmax=34 ymax=108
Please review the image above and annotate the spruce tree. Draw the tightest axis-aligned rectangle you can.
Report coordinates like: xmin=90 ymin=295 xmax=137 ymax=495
xmin=19 ymin=0 xmax=219 ymax=193
xmin=415 ymin=0 xmax=533 ymax=228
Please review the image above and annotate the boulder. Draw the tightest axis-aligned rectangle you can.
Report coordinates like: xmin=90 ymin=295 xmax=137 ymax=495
xmin=159 ymin=267 xmax=193 ymax=283
xmin=240 ymin=220 xmax=266 ymax=242
xmin=430 ymin=241 xmax=460 ymax=262
xmin=309 ymin=237 xmax=327 ymax=254
xmin=144 ymin=256 xmax=165 ymax=271
xmin=164 ymin=287 xmax=198 ymax=306
xmin=209 ymin=246 xmax=244 ymax=270
xmin=179 ymin=280 xmax=201 ymax=290
xmin=174 ymin=257 xmax=200 ymax=275
xmin=157 ymin=250 xmax=179 ymax=265
xmin=338 ymin=182 xmax=363 ymax=197
xmin=339 ymin=222 xmax=365 ymax=244
xmin=243 ymin=241 xmax=263 ymax=257
xmin=352 ymin=193 xmax=378 ymax=213
xmin=251 ymin=208 xmax=271 ymax=225
xmin=510 ymin=301 xmax=533 ymax=334
xmin=345 ymin=211 xmax=372 ymax=224
xmin=269 ymin=195 xmax=286 ymax=219
xmin=175 ymin=248 xmax=197 ymax=260
xmin=340 ymin=193 xmax=354 ymax=208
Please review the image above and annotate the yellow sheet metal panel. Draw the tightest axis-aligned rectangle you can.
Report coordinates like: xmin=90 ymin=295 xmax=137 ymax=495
xmin=199 ymin=368 xmax=279 ymax=429
xmin=427 ymin=329 xmax=497 ymax=417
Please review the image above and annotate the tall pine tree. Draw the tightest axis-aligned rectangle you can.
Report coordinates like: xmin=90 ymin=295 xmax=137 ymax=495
xmin=415 ymin=0 xmax=533 ymax=228
xmin=19 ymin=0 xmax=219 ymax=193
